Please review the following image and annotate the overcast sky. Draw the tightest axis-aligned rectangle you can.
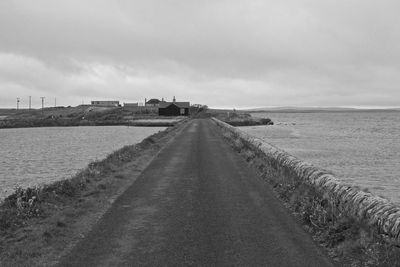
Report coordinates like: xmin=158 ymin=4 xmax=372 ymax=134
xmin=1 ymin=0 xmax=400 ymax=109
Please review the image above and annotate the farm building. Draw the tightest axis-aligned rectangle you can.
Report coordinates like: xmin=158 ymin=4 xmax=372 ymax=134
xmin=145 ymin=98 xmax=161 ymax=107
xmin=91 ymin=100 xmax=120 ymax=107
xmin=159 ymin=101 xmax=190 ymax=116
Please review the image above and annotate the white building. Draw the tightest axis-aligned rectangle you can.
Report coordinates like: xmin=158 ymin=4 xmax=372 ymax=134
xmin=91 ymin=101 xmax=120 ymax=107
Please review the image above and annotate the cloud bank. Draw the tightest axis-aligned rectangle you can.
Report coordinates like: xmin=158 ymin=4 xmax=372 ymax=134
xmin=1 ymin=0 xmax=399 ymax=108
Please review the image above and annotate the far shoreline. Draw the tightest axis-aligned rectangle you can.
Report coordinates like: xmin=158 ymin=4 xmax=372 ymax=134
xmin=0 ymin=105 xmax=187 ymax=130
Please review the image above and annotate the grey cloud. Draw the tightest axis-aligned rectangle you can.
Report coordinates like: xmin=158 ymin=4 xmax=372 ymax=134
xmin=1 ymin=0 xmax=400 ymax=108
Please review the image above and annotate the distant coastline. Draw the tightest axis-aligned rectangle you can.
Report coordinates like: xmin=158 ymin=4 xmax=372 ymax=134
xmin=244 ymin=107 xmax=400 ymax=113
xmin=0 ymin=106 xmax=184 ymax=129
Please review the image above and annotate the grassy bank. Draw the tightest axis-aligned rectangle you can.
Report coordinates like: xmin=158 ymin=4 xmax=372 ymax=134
xmin=0 ymin=121 xmax=186 ymax=266
xmin=214 ymin=118 xmax=400 ymax=267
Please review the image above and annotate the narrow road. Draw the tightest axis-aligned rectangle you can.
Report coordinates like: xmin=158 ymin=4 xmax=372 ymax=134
xmin=59 ymin=119 xmax=333 ymax=267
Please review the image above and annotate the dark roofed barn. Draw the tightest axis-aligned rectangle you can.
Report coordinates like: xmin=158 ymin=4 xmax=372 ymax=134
xmin=145 ymin=98 xmax=161 ymax=106
xmin=159 ymin=102 xmax=190 ymax=116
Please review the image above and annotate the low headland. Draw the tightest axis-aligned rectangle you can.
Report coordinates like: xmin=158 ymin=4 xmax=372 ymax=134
xmin=205 ymin=108 xmax=273 ymax=126
xmin=0 ymin=106 xmax=184 ymax=129
xmin=0 ymin=105 xmax=274 ymax=128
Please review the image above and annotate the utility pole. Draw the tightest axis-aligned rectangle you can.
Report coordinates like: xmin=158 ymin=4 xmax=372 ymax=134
xmin=16 ymin=97 xmax=20 ymax=110
xmin=29 ymin=96 xmax=31 ymax=110
xmin=40 ymin=97 xmax=45 ymax=113
xmin=54 ymin=97 xmax=57 ymax=107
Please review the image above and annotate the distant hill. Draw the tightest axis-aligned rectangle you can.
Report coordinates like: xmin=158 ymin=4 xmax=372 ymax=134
xmin=244 ymin=107 xmax=400 ymax=113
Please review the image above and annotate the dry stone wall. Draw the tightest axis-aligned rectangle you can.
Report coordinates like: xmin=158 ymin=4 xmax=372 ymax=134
xmin=212 ymin=117 xmax=400 ymax=243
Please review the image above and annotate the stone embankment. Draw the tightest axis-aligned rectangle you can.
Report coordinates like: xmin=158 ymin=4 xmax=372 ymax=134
xmin=212 ymin=118 xmax=400 ymax=244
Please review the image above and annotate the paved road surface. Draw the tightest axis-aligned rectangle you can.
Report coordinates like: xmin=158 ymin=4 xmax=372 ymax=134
xmin=58 ymin=119 xmax=333 ymax=267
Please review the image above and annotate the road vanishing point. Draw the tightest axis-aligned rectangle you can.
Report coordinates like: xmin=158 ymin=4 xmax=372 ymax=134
xmin=58 ymin=119 xmax=334 ymax=267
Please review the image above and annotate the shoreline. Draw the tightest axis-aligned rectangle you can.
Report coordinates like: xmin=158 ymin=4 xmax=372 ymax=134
xmin=0 ymin=119 xmax=182 ymax=129
xmin=0 ymin=120 xmax=187 ymax=266
xmin=0 ymin=106 xmax=186 ymax=129
xmin=242 ymin=112 xmax=400 ymax=206
xmin=2 ymin=117 xmax=398 ymax=265
xmin=0 ymin=125 xmax=170 ymax=201
xmin=213 ymin=117 xmax=400 ymax=266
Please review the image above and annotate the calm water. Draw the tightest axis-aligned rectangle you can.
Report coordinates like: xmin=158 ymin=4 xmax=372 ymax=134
xmin=242 ymin=111 xmax=400 ymax=204
xmin=0 ymin=126 xmax=165 ymax=199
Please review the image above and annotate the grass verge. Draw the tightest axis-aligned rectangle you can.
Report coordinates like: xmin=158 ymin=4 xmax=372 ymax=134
xmin=0 ymin=121 xmax=186 ymax=266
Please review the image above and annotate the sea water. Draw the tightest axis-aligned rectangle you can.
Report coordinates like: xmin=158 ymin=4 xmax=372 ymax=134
xmin=241 ymin=111 xmax=400 ymax=204
xmin=0 ymin=126 xmax=165 ymax=199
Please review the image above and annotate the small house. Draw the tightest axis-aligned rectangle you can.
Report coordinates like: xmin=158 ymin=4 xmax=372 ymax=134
xmin=159 ymin=100 xmax=190 ymax=116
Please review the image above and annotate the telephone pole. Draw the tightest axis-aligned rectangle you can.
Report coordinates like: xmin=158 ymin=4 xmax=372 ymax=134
xmin=16 ymin=97 xmax=20 ymax=110
xmin=29 ymin=96 xmax=32 ymax=110
xmin=40 ymin=97 xmax=45 ymax=113
xmin=54 ymin=97 xmax=57 ymax=107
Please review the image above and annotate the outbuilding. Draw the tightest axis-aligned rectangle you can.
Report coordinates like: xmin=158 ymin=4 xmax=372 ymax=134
xmin=91 ymin=100 xmax=120 ymax=107
xmin=159 ymin=101 xmax=190 ymax=116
